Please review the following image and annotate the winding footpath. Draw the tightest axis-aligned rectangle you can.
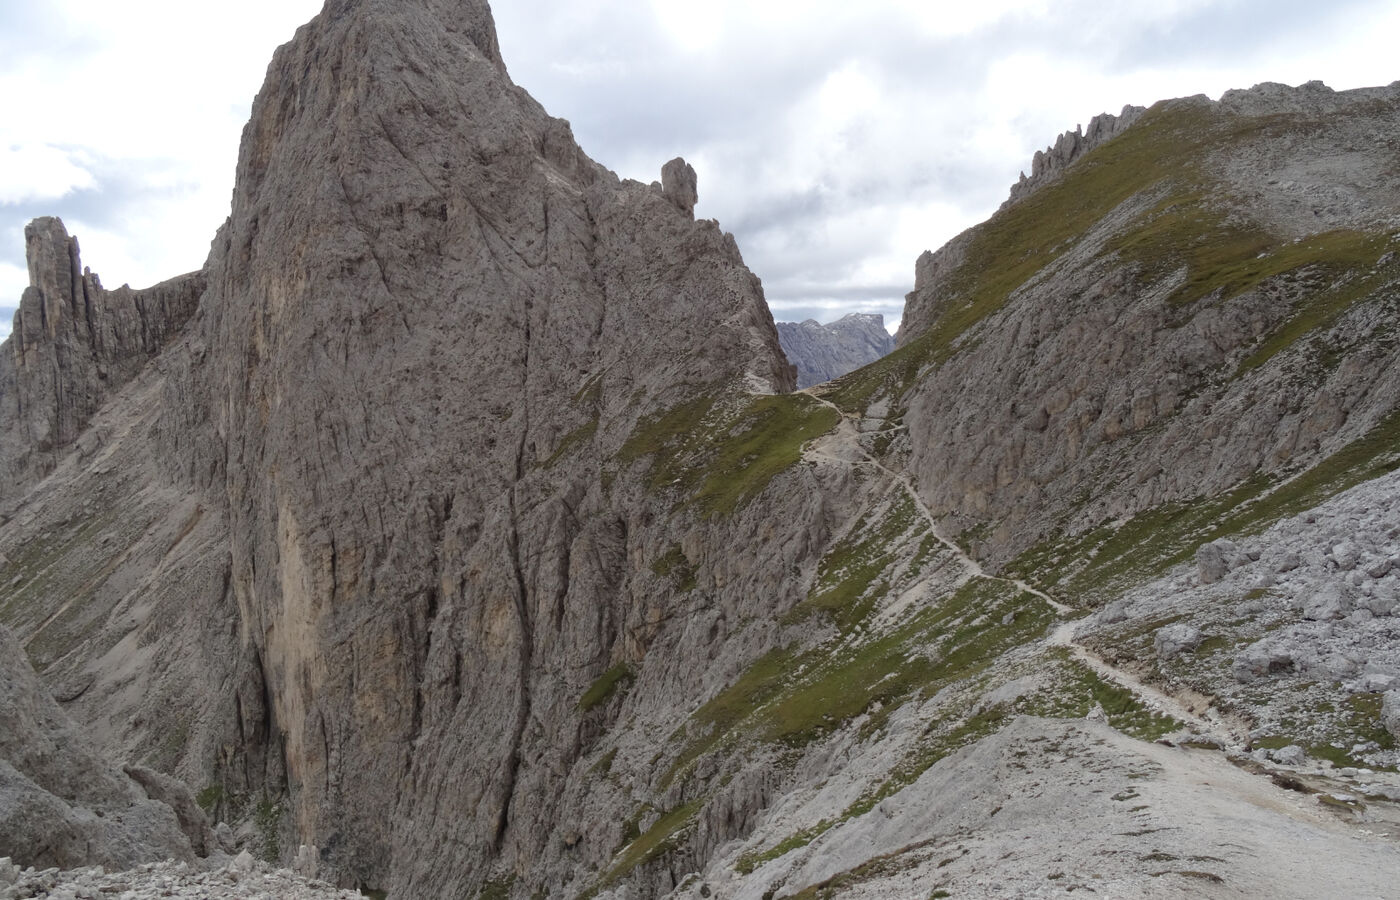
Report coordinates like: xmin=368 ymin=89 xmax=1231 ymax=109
xmin=800 ymin=391 xmax=1245 ymax=748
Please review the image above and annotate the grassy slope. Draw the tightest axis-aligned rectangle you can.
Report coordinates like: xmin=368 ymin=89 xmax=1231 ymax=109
xmin=617 ymin=390 xmax=840 ymax=519
xmin=592 ymin=96 xmax=1400 ymax=892
xmin=816 ymin=97 xmax=1399 ymax=605
xmin=819 ymin=102 xmax=1394 ymax=417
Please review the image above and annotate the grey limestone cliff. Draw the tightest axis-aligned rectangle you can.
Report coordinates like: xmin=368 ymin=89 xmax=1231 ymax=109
xmin=776 ymin=313 xmax=896 ymax=388
xmin=0 ymin=218 xmax=204 ymax=505
xmin=1002 ymin=105 xmax=1147 ymax=208
xmin=3 ymin=0 xmax=805 ymax=895
xmin=890 ymin=81 xmax=1400 ymax=569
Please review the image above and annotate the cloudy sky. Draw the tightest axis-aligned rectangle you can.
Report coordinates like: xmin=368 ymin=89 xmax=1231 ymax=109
xmin=2 ymin=0 xmax=1398 ymax=340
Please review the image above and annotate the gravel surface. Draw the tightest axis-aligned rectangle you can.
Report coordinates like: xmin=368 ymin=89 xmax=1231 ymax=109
xmin=0 ymin=854 xmax=362 ymax=900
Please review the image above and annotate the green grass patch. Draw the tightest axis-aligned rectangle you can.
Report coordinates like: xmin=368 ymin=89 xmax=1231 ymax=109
xmin=735 ymin=819 xmax=836 ymax=874
xmin=820 ymin=102 xmax=1395 ymax=456
xmin=651 ymin=545 xmax=697 ymax=592
xmin=662 ymin=647 xmax=798 ymax=786
xmin=589 ymin=747 xmax=618 ymax=777
xmin=618 ymin=392 xmax=839 ymax=518
xmin=254 ymin=797 xmax=282 ymax=864
xmin=195 ymin=784 xmax=225 ymax=816
xmin=845 ymin=704 xmax=1015 ymax=822
xmin=573 ymin=373 xmax=605 ymax=407
xmin=579 ymin=663 xmax=635 ymax=712
xmin=780 ymin=839 xmax=935 ymax=899
xmin=1110 ymin=199 xmax=1388 ymax=313
xmin=1347 ymin=693 xmax=1397 ymax=751
xmin=580 ymin=799 xmax=706 ymax=899
xmin=786 ymin=494 xmax=923 ymax=632
xmin=541 ymin=418 xmax=598 ymax=467
xmin=818 ymin=102 xmax=1262 ymax=416
xmin=1251 ymin=735 xmax=1294 ymax=751
xmin=1236 ymin=236 xmax=1397 ymax=373
xmin=1009 ymin=403 xmax=1400 ymax=605
xmin=666 ymin=578 xmax=1053 ymax=789
xmin=1025 ymin=651 xmax=1181 ymax=741
xmin=1307 ymin=694 xmax=1399 ymax=769
xmin=476 ymin=875 xmax=516 ymax=900
xmin=771 ymin=580 xmax=1045 ymax=748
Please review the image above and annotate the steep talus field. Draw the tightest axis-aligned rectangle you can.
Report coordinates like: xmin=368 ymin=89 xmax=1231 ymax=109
xmin=2 ymin=1 xmax=1400 ymax=898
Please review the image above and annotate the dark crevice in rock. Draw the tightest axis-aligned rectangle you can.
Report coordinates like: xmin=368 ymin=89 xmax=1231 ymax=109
xmin=496 ymin=489 xmax=535 ymax=852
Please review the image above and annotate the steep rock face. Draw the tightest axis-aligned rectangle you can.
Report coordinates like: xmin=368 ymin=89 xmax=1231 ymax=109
xmin=776 ymin=314 xmax=896 ymax=388
xmin=131 ymin=0 xmax=797 ymax=893
xmin=881 ymin=82 xmax=1400 ymax=573
xmin=0 ymin=625 xmax=198 ymax=870
xmin=0 ymin=218 xmax=204 ymax=506
xmin=0 ymin=0 xmax=805 ymax=894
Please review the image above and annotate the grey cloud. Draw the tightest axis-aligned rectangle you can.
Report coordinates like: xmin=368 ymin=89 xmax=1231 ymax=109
xmin=491 ymin=10 xmax=1048 ymax=327
xmin=1101 ymin=0 xmax=1389 ymax=73
xmin=0 ymin=7 xmax=97 ymax=63
xmin=1 ymin=158 xmax=213 ymax=284
xmin=765 ymin=283 xmax=910 ymax=303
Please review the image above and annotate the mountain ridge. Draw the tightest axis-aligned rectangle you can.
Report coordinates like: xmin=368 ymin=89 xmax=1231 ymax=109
xmin=2 ymin=3 xmax=1400 ymax=897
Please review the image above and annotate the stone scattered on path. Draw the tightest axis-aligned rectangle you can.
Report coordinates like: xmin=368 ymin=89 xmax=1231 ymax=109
xmin=0 ymin=858 xmax=361 ymax=900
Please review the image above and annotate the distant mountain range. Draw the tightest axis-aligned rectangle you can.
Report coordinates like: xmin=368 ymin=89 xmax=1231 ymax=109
xmin=776 ymin=312 xmax=896 ymax=388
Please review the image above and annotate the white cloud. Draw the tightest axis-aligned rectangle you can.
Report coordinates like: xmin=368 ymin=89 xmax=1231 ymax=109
xmin=892 ymin=0 xmax=1053 ymax=37
xmin=0 ymin=144 xmax=96 ymax=205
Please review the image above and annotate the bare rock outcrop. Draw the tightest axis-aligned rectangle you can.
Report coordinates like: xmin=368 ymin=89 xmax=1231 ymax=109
xmin=892 ymin=81 xmax=1400 ymax=569
xmin=0 ymin=0 xmax=796 ymax=895
xmin=662 ymin=156 xmax=699 ymax=216
xmin=0 ymin=218 xmax=204 ymax=505
xmin=777 ymin=313 xmax=896 ymax=388
xmin=1002 ymin=105 xmax=1146 ymax=208
xmin=7 ymin=7 xmax=1400 ymax=900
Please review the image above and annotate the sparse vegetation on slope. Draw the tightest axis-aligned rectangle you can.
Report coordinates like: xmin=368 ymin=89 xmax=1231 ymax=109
xmin=821 ymin=101 xmax=1399 ymax=422
xmin=618 ymin=391 xmax=840 ymax=517
xmin=1008 ymin=404 xmax=1400 ymax=606
xmin=579 ymin=663 xmax=635 ymax=712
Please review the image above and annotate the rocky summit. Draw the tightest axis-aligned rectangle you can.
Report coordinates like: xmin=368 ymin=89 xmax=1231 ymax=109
xmin=3 ymin=1 xmax=1400 ymax=898
xmin=776 ymin=314 xmax=896 ymax=389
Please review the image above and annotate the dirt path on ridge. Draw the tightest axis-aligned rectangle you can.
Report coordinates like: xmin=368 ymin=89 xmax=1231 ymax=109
xmin=800 ymin=390 xmax=1245 ymax=747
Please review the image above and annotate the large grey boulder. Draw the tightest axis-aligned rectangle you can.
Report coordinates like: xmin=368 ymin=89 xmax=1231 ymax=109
xmin=1304 ymin=583 xmax=1353 ymax=621
xmin=1196 ymin=541 xmax=1232 ymax=585
xmin=1383 ymin=691 xmax=1400 ymax=741
xmin=1233 ymin=641 xmax=1298 ymax=683
xmin=1153 ymin=623 xmax=1204 ymax=660
xmin=123 ymin=765 xmax=214 ymax=857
